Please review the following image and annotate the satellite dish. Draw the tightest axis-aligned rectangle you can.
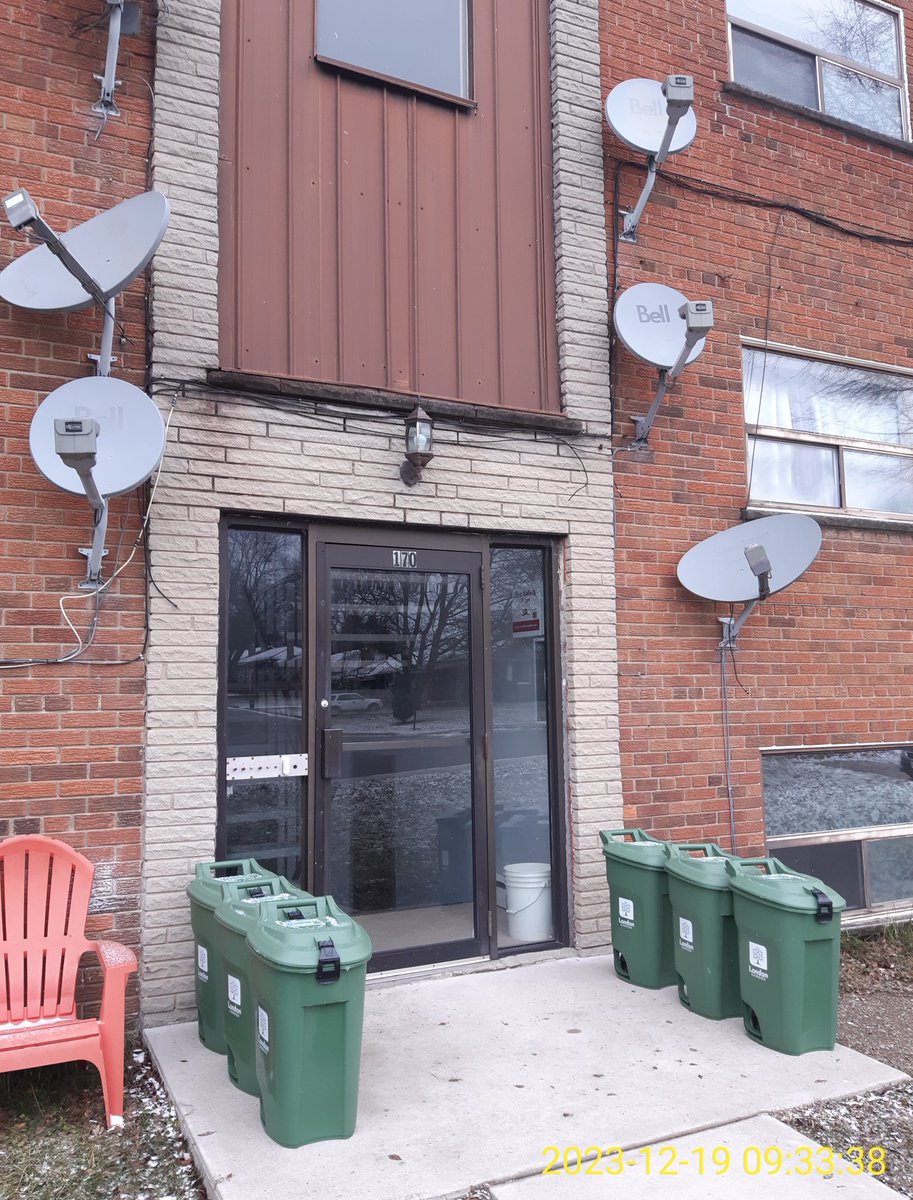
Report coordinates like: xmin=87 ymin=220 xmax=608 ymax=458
xmin=30 ymin=376 xmax=166 ymax=496
xmin=677 ymin=514 xmax=822 ymax=604
xmin=605 ymin=78 xmax=697 ymax=157
xmin=0 ymin=191 xmax=169 ymax=313
xmin=614 ymin=283 xmax=707 ymax=371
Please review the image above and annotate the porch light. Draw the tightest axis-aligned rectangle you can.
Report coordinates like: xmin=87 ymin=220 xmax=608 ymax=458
xmin=400 ymin=404 xmax=435 ymax=486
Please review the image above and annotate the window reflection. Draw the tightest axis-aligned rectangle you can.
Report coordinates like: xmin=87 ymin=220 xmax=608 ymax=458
xmin=224 ymin=529 xmax=303 ymax=876
xmin=490 ymin=548 xmax=555 ymax=945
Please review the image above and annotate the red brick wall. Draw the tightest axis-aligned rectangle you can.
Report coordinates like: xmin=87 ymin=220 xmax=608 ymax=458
xmin=0 ymin=0 xmax=155 ymax=1021
xmin=602 ymin=1 xmax=913 ymax=853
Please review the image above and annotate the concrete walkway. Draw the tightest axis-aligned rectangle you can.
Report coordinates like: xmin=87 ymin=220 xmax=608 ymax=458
xmin=146 ymin=956 xmax=906 ymax=1200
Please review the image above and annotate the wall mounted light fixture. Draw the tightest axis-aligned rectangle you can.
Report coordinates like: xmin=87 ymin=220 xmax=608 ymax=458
xmin=400 ymin=405 xmax=434 ymax=486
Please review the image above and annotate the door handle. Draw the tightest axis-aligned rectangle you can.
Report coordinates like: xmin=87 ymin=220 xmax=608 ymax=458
xmin=322 ymin=727 xmax=344 ymax=779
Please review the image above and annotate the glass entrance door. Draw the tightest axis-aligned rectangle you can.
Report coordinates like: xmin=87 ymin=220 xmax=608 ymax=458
xmin=316 ymin=542 xmax=487 ymax=968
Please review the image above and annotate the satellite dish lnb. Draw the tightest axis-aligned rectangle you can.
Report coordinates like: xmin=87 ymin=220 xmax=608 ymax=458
xmin=605 ymin=75 xmax=697 ymax=242
xmin=29 ymin=377 xmax=166 ymax=589
xmin=613 ymin=282 xmax=714 ymax=444
xmin=677 ymin=514 xmax=822 ymax=646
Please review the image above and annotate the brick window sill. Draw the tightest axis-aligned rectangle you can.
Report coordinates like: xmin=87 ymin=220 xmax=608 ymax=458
xmin=722 ymin=82 xmax=913 ymax=158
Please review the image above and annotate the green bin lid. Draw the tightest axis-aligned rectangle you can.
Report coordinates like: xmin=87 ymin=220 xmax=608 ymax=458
xmin=725 ymin=857 xmax=847 ymax=916
xmin=598 ymin=828 xmax=668 ymax=869
xmin=186 ymin=858 xmax=279 ymax=911
xmin=663 ymin=843 xmax=733 ymax=889
xmin=247 ymin=895 xmax=373 ymax=975
xmin=214 ymin=877 xmax=311 ymax=933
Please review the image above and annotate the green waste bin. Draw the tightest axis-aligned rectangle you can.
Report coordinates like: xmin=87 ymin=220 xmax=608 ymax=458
xmin=598 ymin=828 xmax=675 ymax=988
xmin=186 ymin=858 xmax=278 ymax=1053
xmin=664 ymin=843 xmax=740 ymax=1019
xmin=214 ymin=875 xmax=311 ymax=1096
xmin=247 ymin=895 xmax=372 ymax=1147
xmin=726 ymin=857 xmax=846 ymax=1055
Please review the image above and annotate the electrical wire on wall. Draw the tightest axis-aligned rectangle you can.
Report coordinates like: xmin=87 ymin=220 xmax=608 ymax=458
xmin=0 ymin=399 xmax=176 ymax=670
xmin=718 ymin=639 xmax=738 ymax=854
xmin=149 ymin=375 xmax=608 ymax=502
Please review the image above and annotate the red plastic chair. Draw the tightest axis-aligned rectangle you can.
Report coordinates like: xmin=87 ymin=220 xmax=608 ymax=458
xmin=0 ymin=835 xmax=137 ymax=1128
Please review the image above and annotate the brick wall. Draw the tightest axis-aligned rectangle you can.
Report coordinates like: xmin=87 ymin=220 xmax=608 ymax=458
xmin=602 ymin=1 xmax=913 ymax=852
xmin=0 ymin=0 xmax=155 ymax=1020
xmin=143 ymin=0 xmax=618 ymax=1024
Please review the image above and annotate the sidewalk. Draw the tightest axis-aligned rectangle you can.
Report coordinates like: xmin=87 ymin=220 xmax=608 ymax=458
xmin=146 ymin=955 xmax=906 ymax=1200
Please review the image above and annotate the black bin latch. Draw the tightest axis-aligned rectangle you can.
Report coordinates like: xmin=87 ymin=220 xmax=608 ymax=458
xmin=248 ymin=887 xmax=266 ymax=899
xmin=811 ymin=888 xmax=833 ymax=923
xmin=317 ymin=938 xmax=341 ymax=984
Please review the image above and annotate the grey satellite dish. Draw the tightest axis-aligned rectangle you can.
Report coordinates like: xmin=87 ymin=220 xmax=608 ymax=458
xmin=30 ymin=376 xmax=165 ymax=497
xmin=605 ymin=78 xmax=697 ymax=157
xmin=614 ymin=283 xmax=707 ymax=371
xmin=0 ymin=191 xmax=169 ymax=313
xmin=677 ymin=513 xmax=822 ymax=645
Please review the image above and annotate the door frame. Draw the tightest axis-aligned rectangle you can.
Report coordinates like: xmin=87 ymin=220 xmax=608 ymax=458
xmin=218 ymin=515 xmax=569 ymax=967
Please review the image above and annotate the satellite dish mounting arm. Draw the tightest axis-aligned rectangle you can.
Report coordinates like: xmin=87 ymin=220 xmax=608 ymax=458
xmin=621 ymin=75 xmax=694 ymax=242
xmin=718 ymin=543 xmax=773 ymax=648
xmin=54 ymin=420 xmax=110 ymax=588
xmin=632 ymin=301 xmax=714 ymax=445
xmin=93 ymin=1 xmax=127 ymax=119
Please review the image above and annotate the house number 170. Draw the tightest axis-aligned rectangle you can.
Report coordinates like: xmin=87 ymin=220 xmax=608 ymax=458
xmin=392 ymin=550 xmax=417 ymax=568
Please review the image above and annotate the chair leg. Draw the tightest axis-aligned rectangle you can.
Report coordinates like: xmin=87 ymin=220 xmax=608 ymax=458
xmin=97 ymin=1030 xmax=126 ymax=1129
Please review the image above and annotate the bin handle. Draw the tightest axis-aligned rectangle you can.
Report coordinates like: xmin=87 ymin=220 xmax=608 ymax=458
xmin=810 ymin=887 xmax=834 ymax=923
xmin=663 ymin=843 xmax=723 ymax=859
xmin=317 ymin=938 xmax=341 ymax=984
xmin=724 ymin=856 xmax=773 ymax=877
xmin=199 ymin=858 xmax=259 ymax=879
xmin=599 ymin=828 xmax=656 ymax=849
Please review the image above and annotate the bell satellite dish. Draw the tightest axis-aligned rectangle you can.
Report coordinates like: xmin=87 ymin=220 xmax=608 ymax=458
xmin=677 ymin=513 xmax=822 ymax=645
xmin=30 ymin=377 xmax=165 ymax=497
xmin=0 ymin=190 xmax=169 ymax=313
xmin=614 ymin=283 xmax=708 ymax=371
xmin=605 ymin=78 xmax=697 ymax=157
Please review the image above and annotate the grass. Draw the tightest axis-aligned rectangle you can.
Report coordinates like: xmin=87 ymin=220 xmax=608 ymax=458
xmin=842 ymin=920 xmax=913 ymax=978
xmin=0 ymin=1046 xmax=205 ymax=1200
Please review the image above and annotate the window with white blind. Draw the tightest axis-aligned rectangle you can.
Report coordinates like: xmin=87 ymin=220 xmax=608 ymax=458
xmin=744 ymin=348 xmax=913 ymax=517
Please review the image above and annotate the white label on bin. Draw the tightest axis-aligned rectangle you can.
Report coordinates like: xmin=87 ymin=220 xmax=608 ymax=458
xmin=227 ymin=974 xmax=242 ymax=1017
xmin=197 ymin=944 xmax=208 ymax=981
xmin=257 ymin=1005 xmax=270 ymax=1054
xmin=679 ymin=917 xmax=694 ymax=951
xmin=748 ymin=941 xmax=769 ymax=980
xmin=618 ymin=897 xmax=635 ymax=928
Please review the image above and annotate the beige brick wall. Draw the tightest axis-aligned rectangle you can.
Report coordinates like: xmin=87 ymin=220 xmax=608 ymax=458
xmin=143 ymin=0 xmax=618 ymax=1025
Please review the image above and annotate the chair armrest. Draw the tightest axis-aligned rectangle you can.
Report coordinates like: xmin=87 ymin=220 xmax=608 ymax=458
xmin=93 ymin=940 xmax=138 ymax=976
xmin=89 ymin=940 xmax=137 ymax=1030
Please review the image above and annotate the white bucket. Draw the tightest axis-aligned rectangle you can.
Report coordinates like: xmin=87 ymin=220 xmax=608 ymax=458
xmin=504 ymin=862 xmax=552 ymax=942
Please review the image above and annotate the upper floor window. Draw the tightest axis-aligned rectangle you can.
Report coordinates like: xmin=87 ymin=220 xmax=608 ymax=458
xmin=316 ymin=0 xmax=471 ymax=100
xmin=744 ymin=347 xmax=913 ymax=517
xmin=727 ymin=0 xmax=907 ymax=139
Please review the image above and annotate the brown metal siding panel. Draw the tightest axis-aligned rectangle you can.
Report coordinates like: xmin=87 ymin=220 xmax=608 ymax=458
xmin=220 ymin=0 xmax=559 ymax=413
xmin=415 ymin=105 xmax=461 ymax=399
xmin=234 ymin=0 xmax=292 ymax=376
xmin=217 ymin=0 xmax=240 ymax=369
xmin=494 ymin=3 xmax=548 ymax=412
xmin=384 ymin=96 xmax=417 ymax=392
xmin=455 ymin=6 xmax=501 ymax=408
xmin=288 ymin=0 xmax=338 ymax=382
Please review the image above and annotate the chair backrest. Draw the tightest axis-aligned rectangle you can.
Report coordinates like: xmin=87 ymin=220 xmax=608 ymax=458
xmin=0 ymin=835 xmax=95 ymax=1023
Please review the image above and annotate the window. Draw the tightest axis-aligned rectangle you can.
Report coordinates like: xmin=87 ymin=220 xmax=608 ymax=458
xmin=727 ymin=0 xmax=907 ymax=139
xmin=763 ymin=746 xmax=913 ymax=912
xmin=744 ymin=348 xmax=913 ymax=517
xmin=315 ymin=0 xmax=470 ymax=100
